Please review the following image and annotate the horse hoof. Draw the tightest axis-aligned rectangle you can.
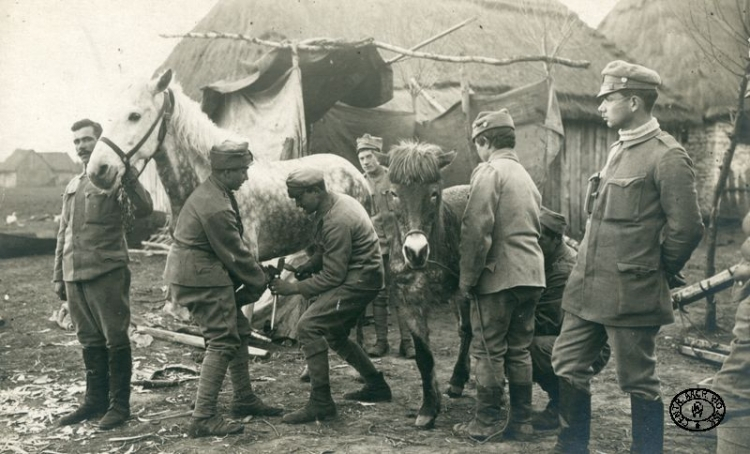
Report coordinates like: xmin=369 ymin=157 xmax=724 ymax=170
xmin=445 ymin=385 xmax=464 ymax=398
xmin=414 ymin=414 xmax=436 ymax=430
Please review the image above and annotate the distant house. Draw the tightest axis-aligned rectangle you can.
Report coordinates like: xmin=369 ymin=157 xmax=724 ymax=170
xmin=0 ymin=149 xmax=81 ymax=188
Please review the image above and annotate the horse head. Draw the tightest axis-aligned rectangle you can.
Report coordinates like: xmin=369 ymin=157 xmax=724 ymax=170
xmin=88 ymin=70 xmax=175 ymax=192
xmin=387 ymin=140 xmax=456 ymax=269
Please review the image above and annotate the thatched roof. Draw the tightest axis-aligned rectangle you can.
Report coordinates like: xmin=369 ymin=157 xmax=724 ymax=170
xmin=599 ymin=0 xmax=746 ymax=118
xmin=157 ymin=0 xmax=697 ymax=124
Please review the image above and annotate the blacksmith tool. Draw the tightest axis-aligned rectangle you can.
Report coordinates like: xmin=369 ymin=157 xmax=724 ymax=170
xmin=268 ymin=257 xmax=285 ymax=331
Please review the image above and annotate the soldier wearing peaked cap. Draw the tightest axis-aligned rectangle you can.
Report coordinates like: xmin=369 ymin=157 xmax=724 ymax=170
xmin=454 ymin=108 xmax=546 ymax=442
xmin=356 ymin=134 xmax=415 ymax=359
xmin=164 ymin=139 xmax=282 ymax=438
xmin=550 ymin=61 xmax=704 ymax=454
xmin=272 ymin=165 xmax=391 ymax=425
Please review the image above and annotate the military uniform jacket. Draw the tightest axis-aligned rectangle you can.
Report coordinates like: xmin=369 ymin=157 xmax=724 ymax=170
xmin=459 ymin=149 xmax=546 ymax=294
xmin=536 ymin=241 xmax=577 ymax=336
xmin=163 ymin=176 xmax=266 ymax=291
xmin=296 ymin=193 xmax=384 ymax=299
xmin=562 ymin=129 xmax=704 ymax=327
xmin=364 ymin=166 xmax=395 ymax=254
xmin=53 ymin=173 xmax=153 ymax=282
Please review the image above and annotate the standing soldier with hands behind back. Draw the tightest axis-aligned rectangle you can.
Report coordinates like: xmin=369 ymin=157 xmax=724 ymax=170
xmin=54 ymin=119 xmax=153 ymax=430
xmin=550 ymin=61 xmax=704 ymax=454
xmin=164 ymin=140 xmax=282 ymax=439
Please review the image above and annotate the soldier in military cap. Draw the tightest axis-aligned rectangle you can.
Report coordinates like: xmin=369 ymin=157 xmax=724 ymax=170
xmin=550 ymin=61 xmax=704 ymax=453
xmin=271 ymin=166 xmax=391 ymax=424
xmin=356 ymin=133 xmax=415 ymax=359
xmin=164 ymin=140 xmax=282 ymax=438
xmin=454 ymin=109 xmax=545 ymax=442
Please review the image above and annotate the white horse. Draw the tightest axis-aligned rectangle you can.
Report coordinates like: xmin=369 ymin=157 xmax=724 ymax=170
xmin=86 ymin=69 xmax=371 ymax=261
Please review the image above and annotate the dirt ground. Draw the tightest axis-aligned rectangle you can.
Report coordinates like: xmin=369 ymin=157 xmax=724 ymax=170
xmin=0 ymin=220 xmax=744 ymax=454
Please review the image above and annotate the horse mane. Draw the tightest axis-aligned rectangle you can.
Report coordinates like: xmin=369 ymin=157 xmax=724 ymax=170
xmin=167 ymin=83 xmax=246 ymax=165
xmin=388 ymin=140 xmax=442 ymax=185
xmin=388 ymin=140 xmax=460 ymax=273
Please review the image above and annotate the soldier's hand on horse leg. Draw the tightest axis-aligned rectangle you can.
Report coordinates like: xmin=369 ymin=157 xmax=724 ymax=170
xmin=270 ymin=278 xmax=298 ymax=296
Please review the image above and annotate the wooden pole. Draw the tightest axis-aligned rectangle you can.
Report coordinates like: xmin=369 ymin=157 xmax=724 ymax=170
xmin=704 ymin=55 xmax=750 ymax=332
xmin=137 ymin=326 xmax=269 ymax=358
xmin=386 ymin=17 xmax=477 ymax=64
xmin=161 ymin=32 xmax=591 ymax=69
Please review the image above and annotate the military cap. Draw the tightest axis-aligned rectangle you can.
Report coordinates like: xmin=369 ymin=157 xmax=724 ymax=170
xmin=357 ymin=134 xmax=383 ymax=153
xmin=210 ymin=140 xmax=253 ymax=170
xmin=286 ymin=166 xmax=325 ymax=189
xmin=471 ymin=109 xmax=515 ymax=140
xmin=597 ymin=60 xmax=661 ymax=98
xmin=540 ymin=206 xmax=567 ymax=236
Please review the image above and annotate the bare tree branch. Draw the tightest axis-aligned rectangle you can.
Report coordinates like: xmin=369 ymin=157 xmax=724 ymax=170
xmin=160 ymin=31 xmax=590 ymax=69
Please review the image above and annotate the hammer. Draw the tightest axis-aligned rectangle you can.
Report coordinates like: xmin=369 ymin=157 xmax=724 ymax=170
xmin=269 ymin=257 xmax=285 ymax=331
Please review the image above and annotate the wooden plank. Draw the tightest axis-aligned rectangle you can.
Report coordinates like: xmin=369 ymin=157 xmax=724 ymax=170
xmin=137 ymin=326 xmax=269 ymax=358
xmin=681 ymin=336 xmax=731 ymax=355
xmin=671 ymin=266 xmax=738 ymax=308
xmin=678 ymin=345 xmax=727 ymax=365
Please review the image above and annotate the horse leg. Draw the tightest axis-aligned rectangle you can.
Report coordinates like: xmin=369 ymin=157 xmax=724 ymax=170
xmin=447 ymin=296 xmax=472 ymax=398
xmin=400 ymin=304 xmax=440 ymax=430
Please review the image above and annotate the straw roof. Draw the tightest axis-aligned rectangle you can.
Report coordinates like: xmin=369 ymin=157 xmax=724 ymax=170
xmin=599 ymin=0 xmax=747 ymax=118
xmin=157 ymin=0 xmax=696 ymax=123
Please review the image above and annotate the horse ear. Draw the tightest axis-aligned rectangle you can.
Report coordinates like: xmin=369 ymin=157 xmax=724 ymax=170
xmin=153 ymin=69 xmax=173 ymax=93
xmin=435 ymin=149 xmax=457 ymax=169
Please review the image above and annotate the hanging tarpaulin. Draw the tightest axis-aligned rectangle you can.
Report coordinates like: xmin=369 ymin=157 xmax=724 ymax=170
xmin=205 ymin=64 xmax=307 ymax=162
xmin=309 ymin=102 xmax=416 ymax=169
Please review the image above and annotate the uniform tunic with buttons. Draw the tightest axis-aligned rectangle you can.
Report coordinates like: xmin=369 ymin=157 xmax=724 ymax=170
xmin=164 ymin=175 xmax=267 ymax=353
xmin=53 ymin=173 xmax=153 ymax=348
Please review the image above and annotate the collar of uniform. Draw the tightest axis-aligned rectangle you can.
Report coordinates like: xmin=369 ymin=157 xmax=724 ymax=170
xmin=312 ymin=192 xmax=337 ymax=224
xmin=488 ymin=148 xmax=519 ymax=163
xmin=617 ymin=127 xmax=662 ymax=149
xmin=208 ymin=174 xmax=232 ymax=197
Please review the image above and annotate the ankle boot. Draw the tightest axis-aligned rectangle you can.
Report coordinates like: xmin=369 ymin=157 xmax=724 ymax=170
xmin=453 ymin=386 xmax=505 ymax=441
xmin=505 ymin=383 xmax=535 ymax=441
xmin=552 ymin=379 xmax=591 ymax=454
xmin=533 ymin=374 xmax=560 ymax=431
xmin=283 ymin=344 xmax=337 ymax=424
xmin=59 ymin=347 xmax=109 ymax=426
xmin=229 ymin=337 xmax=283 ymax=417
xmin=188 ymin=414 xmax=244 ymax=438
xmin=188 ymin=350 xmax=233 ymax=436
xmin=366 ymin=297 xmax=389 ymax=357
xmin=99 ymin=346 xmax=132 ymax=430
xmin=343 ymin=371 xmax=392 ymax=402
xmin=630 ymin=395 xmax=664 ymax=454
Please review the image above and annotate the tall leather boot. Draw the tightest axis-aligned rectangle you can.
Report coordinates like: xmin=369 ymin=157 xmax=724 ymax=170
xmin=551 ymin=379 xmax=591 ymax=454
xmin=453 ymin=385 xmax=505 ymax=441
xmin=59 ymin=347 xmax=109 ymax=426
xmin=99 ymin=346 xmax=132 ymax=430
xmin=188 ymin=350 xmax=243 ymax=438
xmin=533 ymin=373 xmax=560 ymax=431
xmin=505 ymin=383 xmax=535 ymax=441
xmin=630 ymin=396 xmax=664 ymax=454
xmin=283 ymin=339 xmax=337 ymax=424
xmin=336 ymin=338 xmax=392 ymax=402
xmin=229 ymin=337 xmax=283 ymax=417
xmin=366 ymin=295 xmax=389 ymax=357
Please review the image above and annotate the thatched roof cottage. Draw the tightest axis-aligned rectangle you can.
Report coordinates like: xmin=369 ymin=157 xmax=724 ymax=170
xmin=156 ymin=0 xmax=699 ymax=236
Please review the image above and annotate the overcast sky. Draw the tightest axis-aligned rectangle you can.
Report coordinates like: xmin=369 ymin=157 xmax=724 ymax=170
xmin=0 ymin=0 xmax=618 ymax=162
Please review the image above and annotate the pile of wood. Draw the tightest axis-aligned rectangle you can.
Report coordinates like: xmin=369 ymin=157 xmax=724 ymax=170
xmin=677 ymin=336 xmax=730 ymax=366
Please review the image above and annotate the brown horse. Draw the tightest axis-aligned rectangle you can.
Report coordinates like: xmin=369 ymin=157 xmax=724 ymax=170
xmin=386 ymin=140 xmax=472 ymax=429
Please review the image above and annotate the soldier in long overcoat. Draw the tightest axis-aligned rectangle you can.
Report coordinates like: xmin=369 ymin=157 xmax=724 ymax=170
xmin=550 ymin=61 xmax=704 ymax=454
